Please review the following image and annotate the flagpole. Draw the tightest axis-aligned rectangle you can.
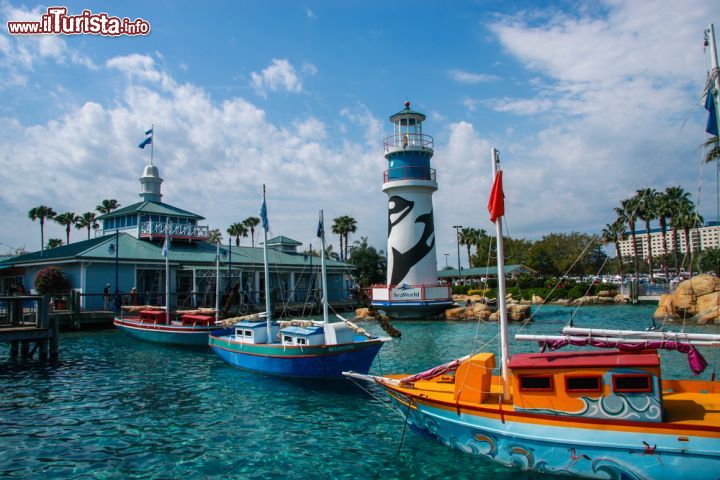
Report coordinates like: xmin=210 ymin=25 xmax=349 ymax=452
xmin=491 ymin=148 xmax=510 ymax=402
xmin=319 ymin=210 xmax=329 ymax=324
xmin=707 ymin=25 xmax=720 ymax=256
xmin=261 ymin=185 xmax=272 ymax=341
xmin=150 ymin=123 xmax=154 ymax=166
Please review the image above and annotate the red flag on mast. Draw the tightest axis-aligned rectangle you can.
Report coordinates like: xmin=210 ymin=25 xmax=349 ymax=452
xmin=487 ymin=170 xmax=504 ymax=222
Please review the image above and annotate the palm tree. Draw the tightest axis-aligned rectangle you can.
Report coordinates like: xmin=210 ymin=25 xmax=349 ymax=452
xmin=601 ymin=220 xmax=626 ymax=275
xmin=46 ymin=238 xmax=63 ymax=249
xmin=654 ymin=192 xmax=673 ymax=281
xmin=665 ymin=186 xmax=691 ymax=273
xmin=616 ymin=198 xmax=640 ymax=284
xmin=676 ymin=203 xmax=704 ymax=276
xmin=635 ymin=188 xmax=657 ymax=282
xmin=54 ymin=212 xmax=78 ymax=245
xmin=458 ymin=227 xmax=479 ymax=268
xmin=331 ymin=216 xmax=346 ymax=260
xmin=75 ymin=212 xmax=99 ymax=240
xmin=341 ymin=216 xmax=357 ymax=260
xmin=28 ymin=205 xmax=57 ymax=252
xmin=227 ymin=222 xmax=249 ymax=247
xmin=243 ymin=217 xmax=261 ymax=247
xmin=96 ymin=199 xmax=121 ymax=215
xmin=207 ymin=229 xmax=223 ymax=245
xmin=703 ymin=136 xmax=720 ymax=164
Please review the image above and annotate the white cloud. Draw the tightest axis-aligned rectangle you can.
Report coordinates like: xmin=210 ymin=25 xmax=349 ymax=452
xmin=0 ymin=61 xmax=388 ymax=253
xmin=302 ymin=62 xmax=318 ymax=76
xmin=0 ymin=3 xmax=97 ymax=85
xmin=448 ymin=69 xmax=499 ymax=84
xmin=462 ymin=97 xmax=478 ymax=112
xmin=306 ymin=8 xmax=316 ymax=19
xmin=106 ymin=54 xmax=174 ymax=90
xmin=250 ymin=59 xmax=303 ymax=97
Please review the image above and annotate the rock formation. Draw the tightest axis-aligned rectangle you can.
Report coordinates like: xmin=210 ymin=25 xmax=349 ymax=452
xmin=653 ymin=274 xmax=720 ymax=324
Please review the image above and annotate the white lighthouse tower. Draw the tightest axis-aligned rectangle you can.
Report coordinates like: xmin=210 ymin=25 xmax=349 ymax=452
xmin=371 ymin=101 xmax=453 ymax=318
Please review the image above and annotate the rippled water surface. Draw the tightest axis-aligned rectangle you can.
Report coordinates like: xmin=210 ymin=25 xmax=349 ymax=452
xmin=1 ymin=305 xmax=715 ymax=479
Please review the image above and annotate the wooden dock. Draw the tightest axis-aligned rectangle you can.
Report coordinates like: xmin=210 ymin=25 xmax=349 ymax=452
xmin=1 ymin=296 xmax=59 ymax=363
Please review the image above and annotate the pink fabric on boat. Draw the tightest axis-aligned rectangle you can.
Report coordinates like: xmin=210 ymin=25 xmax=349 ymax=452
xmin=540 ymin=338 xmax=708 ymax=376
xmin=400 ymin=358 xmax=463 ymax=384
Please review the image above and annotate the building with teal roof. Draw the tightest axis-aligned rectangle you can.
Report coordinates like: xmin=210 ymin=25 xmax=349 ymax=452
xmin=0 ymin=162 xmax=354 ymax=311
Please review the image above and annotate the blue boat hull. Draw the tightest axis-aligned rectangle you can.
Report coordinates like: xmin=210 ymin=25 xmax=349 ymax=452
xmin=209 ymin=331 xmax=383 ymax=378
xmin=114 ymin=317 xmax=221 ymax=347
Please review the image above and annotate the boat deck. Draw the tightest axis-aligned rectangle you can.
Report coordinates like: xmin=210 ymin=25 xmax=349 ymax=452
xmin=386 ymin=374 xmax=720 ymax=430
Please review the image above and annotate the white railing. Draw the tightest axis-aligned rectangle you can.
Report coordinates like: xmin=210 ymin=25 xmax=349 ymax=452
xmin=138 ymin=221 xmax=209 ymax=239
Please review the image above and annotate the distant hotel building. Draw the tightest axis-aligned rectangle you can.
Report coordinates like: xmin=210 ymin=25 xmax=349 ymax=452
xmin=617 ymin=222 xmax=720 ymax=259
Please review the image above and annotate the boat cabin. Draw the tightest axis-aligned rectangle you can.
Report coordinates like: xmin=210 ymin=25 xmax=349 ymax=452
xmin=508 ymin=349 xmax=663 ymax=423
xmin=281 ymin=325 xmax=325 ymax=346
xmin=233 ymin=321 xmax=279 ymax=345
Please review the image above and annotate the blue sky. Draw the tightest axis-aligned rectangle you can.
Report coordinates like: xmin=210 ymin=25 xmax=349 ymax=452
xmin=1 ymin=0 xmax=719 ymax=269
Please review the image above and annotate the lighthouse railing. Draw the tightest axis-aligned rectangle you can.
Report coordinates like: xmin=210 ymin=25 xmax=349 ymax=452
xmin=383 ymin=133 xmax=434 ymax=152
xmin=138 ymin=221 xmax=209 ymax=240
xmin=384 ymin=167 xmax=436 ymax=182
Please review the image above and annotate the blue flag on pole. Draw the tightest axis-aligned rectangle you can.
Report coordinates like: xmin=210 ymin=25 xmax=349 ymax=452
xmin=161 ymin=235 xmax=169 ymax=257
xmin=138 ymin=136 xmax=152 ymax=149
xmin=316 ymin=211 xmax=324 ymax=239
xmin=260 ymin=199 xmax=269 ymax=231
xmin=145 ymin=128 xmax=153 ymax=136
xmin=706 ymin=88 xmax=719 ymax=136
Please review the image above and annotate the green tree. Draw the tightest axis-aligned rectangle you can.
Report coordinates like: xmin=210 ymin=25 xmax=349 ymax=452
xmin=28 ymin=205 xmax=57 ymax=252
xmin=665 ymin=186 xmax=691 ymax=273
xmin=654 ymin=192 xmax=673 ymax=280
xmin=96 ymin=199 xmax=121 ymax=215
xmin=331 ymin=215 xmax=357 ymax=260
xmin=347 ymin=237 xmax=386 ymax=288
xmin=458 ymin=227 xmax=480 ymax=268
xmin=601 ymin=220 xmax=626 ymax=275
xmin=635 ymin=188 xmax=658 ymax=282
xmin=46 ymin=238 xmax=63 ymax=249
xmin=243 ymin=217 xmax=260 ymax=247
xmin=617 ymin=197 xmax=640 ymax=284
xmin=207 ymin=229 xmax=223 ymax=245
xmin=675 ymin=202 xmax=703 ymax=276
xmin=75 ymin=212 xmax=99 ymax=240
xmin=227 ymin=222 xmax=249 ymax=247
xmin=54 ymin=212 xmax=78 ymax=245
xmin=699 ymin=247 xmax=720 ymax=275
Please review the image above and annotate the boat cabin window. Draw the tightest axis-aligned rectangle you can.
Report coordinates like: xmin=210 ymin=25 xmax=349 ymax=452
xmin=243 ymin=330 xmax=253 ymax=338
xmin=283 ymin=335 xmax=293 ymax=344
xmin=518 ymin=374 xmax=553 ymax=392
xmin=565 ymin=375 xmax=602 ymax=393
xmin=297 ymin=338 xmax=307 ymax=345
xmin=612 ymin=374 xmax=652 ymax=393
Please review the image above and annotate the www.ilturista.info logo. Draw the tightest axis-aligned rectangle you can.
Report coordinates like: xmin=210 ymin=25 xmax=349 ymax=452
xmin=7 ymin=7 xmax=150 ymax=36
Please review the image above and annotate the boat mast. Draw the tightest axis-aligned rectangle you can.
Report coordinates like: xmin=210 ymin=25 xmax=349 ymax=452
xmin=318 ymin=210 xmax=329 ymax=324
xmin=491 ymin=148 xmax=511 ymax=401
xmin=262 ymin=185 xmax=273 ymax=340
xmin=709 ymin=24 xmax=720 ymax=102
xmin=164 ymin=219 xmax=170 ymax=325
xmin=215 ymin=241 xmax=220 ymax=324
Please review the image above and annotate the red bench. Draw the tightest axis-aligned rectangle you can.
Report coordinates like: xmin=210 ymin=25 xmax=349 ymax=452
xmin=181 ymin=314 xmax=213 ymax=326
xmin=139 ymin=309 xmax=166 ymax=323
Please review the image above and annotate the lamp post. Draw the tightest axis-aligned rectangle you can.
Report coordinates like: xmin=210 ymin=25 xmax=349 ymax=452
xmin=453 ymin=225 xmax=463 ymax=285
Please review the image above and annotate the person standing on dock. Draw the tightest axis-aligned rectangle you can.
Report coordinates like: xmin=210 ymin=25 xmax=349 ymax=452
xmin=103 ymin=283 xmax=110 ymax=309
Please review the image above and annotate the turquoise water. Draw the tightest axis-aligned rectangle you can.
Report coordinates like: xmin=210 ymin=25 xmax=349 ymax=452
xmin=1 ymin=305 xmax=718 ymax=479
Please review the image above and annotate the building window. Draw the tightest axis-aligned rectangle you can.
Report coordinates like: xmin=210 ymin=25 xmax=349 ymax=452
xmin=565 ymin=375 xmax=602 ymax=393
xmin=612 ymin=374 xmax=652 ymax=393
xmin=518 ymin=374 xmax=553 ymax=392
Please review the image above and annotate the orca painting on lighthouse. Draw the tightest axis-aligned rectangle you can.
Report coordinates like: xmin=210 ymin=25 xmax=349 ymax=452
xmin=371 ymin=102 xmax=453 ymax=319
